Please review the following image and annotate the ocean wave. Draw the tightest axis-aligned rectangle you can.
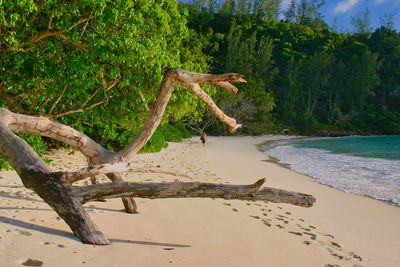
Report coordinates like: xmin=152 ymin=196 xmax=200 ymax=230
xmin=265 ymin=143 xmax=400 ymax=206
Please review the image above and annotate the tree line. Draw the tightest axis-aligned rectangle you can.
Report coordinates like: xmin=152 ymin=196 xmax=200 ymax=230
xmin=183 ymin=0 xmax=400 ymax=135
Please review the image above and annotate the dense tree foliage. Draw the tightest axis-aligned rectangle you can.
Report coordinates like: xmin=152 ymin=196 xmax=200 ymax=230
xmin=1 ymin=0 xmax=399 ymax=169
xmin=183 ymin=0 xmax=400 ymax=135
xmin=0 ymin=0 xmax=205 ymax=165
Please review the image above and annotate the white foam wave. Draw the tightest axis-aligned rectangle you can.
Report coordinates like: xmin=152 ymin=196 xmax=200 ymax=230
xmin=266 ymin=144 xmax=400 ymax=206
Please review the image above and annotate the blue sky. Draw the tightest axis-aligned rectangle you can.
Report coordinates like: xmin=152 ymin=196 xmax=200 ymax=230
xmin=281 ymin=0 xmax=400 ymax=32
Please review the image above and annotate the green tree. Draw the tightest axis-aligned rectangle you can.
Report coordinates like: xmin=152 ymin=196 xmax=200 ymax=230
xmin=368 ymin=26 xmax=400 ymax=112
xmin=219 ymin=0 xmax=236 ymax=14
xmin=221 ymin=22 xmax=276 ymax=134
xmin=284 ymin=0 xmax=326 ymax=28
xmin=253 ymin=0 xmax=282 ymax=20
xmin=284 ymin=0 xmax=297 ymax=22
xmin=302 ymin=51 xmax=331 ymax=119
xmin=236 ymin=0 xmax=251 ymax=15
xmin=326 ymin=61 xmax=347 ymax=124
xmin=379 ymin=9 xmax=398 ymax=30
xmin=184 ymin=2 xmax=399 ymax=135
xmin=342 ymin=50 xmax=381 ymax=113
xmin=207 ymin=0 xmax=218 ymax=13
xmin=0 ymin=0 xmax=208 ymax=151
xmin=351 ymin=8 xmax=373 ymax=34
xmin=281 ymin=56 xmax=302 ymax=122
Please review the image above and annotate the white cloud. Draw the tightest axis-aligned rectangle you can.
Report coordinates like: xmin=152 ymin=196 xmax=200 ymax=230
xmin=374 ymin=0 xmax=387 ymax=4
xmin=334 ymin=0 xmax=360 ymax=13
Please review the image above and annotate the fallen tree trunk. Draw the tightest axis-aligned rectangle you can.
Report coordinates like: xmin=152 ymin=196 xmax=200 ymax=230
xmin=0 ymin=69 xmax=316 ymax=245
xmin=75 ymin=179 xmax=315 ymax=207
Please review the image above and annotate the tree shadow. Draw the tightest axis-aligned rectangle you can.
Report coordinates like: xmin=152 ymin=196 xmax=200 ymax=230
xmin=0 ymin=216 xmax=191 ymax=248
xmin=109 ymin=239 xmax=191 ymax=248
xmin=0 ymin=216 xmax=78 ymax=241
xmin=85 ymin=206 xmax=128 ymax=213
xmin=0 ymin=206 xmax=52 ymax=211
xmin=0 ymin=189 xmax=42 ymax=202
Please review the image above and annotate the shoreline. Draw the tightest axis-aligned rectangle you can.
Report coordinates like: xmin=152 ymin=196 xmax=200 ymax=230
xmin=1 ymin=135 xmax=399 ymax=266
xmin=257 ymin=135 xmax=400 ymax=208
xmin=259 ymin=136 xmax=400 ymax=208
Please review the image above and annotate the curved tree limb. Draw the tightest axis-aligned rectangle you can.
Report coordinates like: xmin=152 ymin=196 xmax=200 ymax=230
xmin=184 ymin=83 xmax=241 ymax=133
xmin=0 ymin=107 xmax=111 ymax=165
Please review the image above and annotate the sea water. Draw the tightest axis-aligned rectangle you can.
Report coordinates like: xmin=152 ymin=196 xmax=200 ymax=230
xmin=265 ymin=136 xmax=400 ymax=206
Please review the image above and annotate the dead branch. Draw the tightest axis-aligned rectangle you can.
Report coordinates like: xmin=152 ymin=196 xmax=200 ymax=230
xmin=49 ymin=85 xmax=67 ymax=114
xmin=73 ymin=178 xmax=315 ymax=208
xmin=184 ymin=83 xmax=241 ymax=133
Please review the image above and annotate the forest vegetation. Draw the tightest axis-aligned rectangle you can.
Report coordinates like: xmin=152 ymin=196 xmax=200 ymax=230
xmin=1 ymin=0 xmax=400 ymax=169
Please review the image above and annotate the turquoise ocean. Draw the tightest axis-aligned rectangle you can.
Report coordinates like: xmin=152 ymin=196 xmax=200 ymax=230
xmin=265 ymin=136 xmax=400 ymax=206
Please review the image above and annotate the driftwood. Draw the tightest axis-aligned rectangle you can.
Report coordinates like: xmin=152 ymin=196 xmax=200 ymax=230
xmin=0 ymin=69 xmax=316 ymax=245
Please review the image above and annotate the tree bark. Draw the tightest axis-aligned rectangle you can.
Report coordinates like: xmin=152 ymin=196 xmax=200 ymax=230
xmin=0 ymin=69 xmax=316 ymax=245
xmin=74 ymin=178 xmax=315 ymax=208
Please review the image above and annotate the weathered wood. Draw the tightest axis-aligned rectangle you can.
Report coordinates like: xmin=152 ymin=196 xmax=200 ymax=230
xmin=105 ymin=173 xmax=138 ymax=214
xmin=74 ymin=178 xmax=315 ymax=208
xmin=184 ymin=83 xmax=241 ymax=132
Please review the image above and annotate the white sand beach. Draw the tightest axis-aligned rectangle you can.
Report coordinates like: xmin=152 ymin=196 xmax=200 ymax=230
xmin=1 ymin=136 xmax=399 ymax=267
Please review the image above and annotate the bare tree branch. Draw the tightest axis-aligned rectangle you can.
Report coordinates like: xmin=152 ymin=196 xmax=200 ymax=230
xmin=0 ymin=107 xmax=111 ymax=164
xmin=138 ymin=90 xmax=150 ymax=112
xmin=73 ymin=178 xmax=315 ymax=208
xmin=49 ymin=85 xmax=67 ymax=114
xmin=184 ymin=83 xmax=241 ymax=133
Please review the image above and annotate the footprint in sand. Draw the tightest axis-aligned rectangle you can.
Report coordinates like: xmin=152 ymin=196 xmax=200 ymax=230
xmin=18 ymin=230 xmax=32 ymax=236
xmin=303 ymin=232 xmax=317 ymax=240
xmin=288 ymin=231 xmax=303 ymax=236
xmin=42 ymin=241 xmax=66 ymax=248
xmin=256 ymin=206 xmax=363 ymax=266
